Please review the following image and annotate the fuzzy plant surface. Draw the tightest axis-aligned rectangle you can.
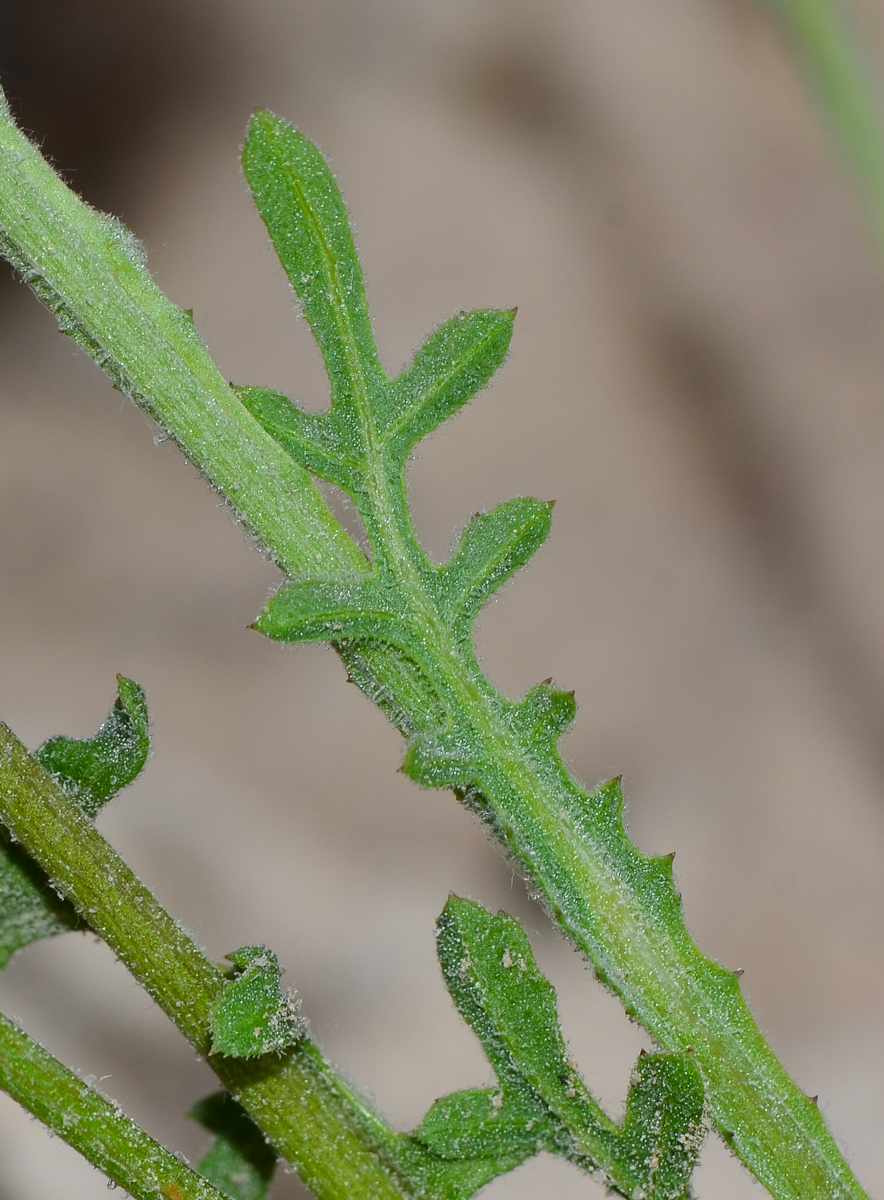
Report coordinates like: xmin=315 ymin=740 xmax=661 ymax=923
xmin=0 ymin=81 xmax=871 ymax=1200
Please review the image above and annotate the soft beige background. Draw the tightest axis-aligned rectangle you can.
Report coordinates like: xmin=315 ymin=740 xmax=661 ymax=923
xmin=1 ymin=2 xmax=883 ymax=1196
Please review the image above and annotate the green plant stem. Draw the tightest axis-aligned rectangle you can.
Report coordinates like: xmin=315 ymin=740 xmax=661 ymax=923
xmin=0 ymin=91 xmax=869 ymax=1199
xmin=765 ymin=0 xmax=884 ymax=257
xmin=0 ymin=1010 xmax=232 ymax=1200
xmin=0 ymin=90 xmax=366 ymax=583
xmin=0 ymin=723 xmax=412 ymax=1200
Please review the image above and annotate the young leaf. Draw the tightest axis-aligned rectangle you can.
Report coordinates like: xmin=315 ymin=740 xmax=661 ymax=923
xmin=429 ymin=897 xmax=707 ymax=1199
xmin=210 ymin=945 xmax=305 ymax=1059
xmin=191 ymin=1091 xmax=277 ymax=1200
xmin=0 ymin=677 xmax=150 ymax=970
xmin=36 ymin=675 xmax=149 ymax=819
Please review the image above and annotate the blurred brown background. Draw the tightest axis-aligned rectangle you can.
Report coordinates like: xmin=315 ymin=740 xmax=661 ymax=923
xmin=1 ymin=1 xmax=883 ymax=1196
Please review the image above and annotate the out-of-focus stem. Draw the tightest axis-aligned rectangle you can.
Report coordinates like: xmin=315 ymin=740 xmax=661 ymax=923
xmin=768 ymin=0 xmax=884 ymax=257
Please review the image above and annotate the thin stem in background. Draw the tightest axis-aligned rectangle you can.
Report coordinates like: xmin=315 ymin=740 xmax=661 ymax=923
xmin=766 ymin=0 xmax=884 ymax=257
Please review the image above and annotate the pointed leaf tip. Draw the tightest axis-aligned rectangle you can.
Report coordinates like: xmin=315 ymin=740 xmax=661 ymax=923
xmin=381 ymin=308 xmax=515 ymax=453
xmin=439 ymin=496 xmax=552 ymax=631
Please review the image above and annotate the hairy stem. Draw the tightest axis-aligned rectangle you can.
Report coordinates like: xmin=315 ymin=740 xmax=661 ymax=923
xmin=0 ymin=1011 xmax=232 ymax=1200
xmin=0 ymin=724 xmax=414 ymax=1200
xmin=0 ymin=90 xmax=366 ymax=582
xmin=0 ymin=88 xmax=871 ymax=1200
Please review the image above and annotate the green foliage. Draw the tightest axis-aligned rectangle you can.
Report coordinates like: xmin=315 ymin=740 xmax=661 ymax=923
xmin=191 ymin=1092 xmax=278 ymax=1200
xmin=419 ymin=897 xmax=707 ymax=1200
xmin=0 ymin=90 xmax=870 ymax=1200
xmin=37 ymin=676 xmax=150 ymax=819
xmin=210 ymin=946 xmax=305 ymax=1058
xmin=0 ymin=677 xmax=149 ymax=969
xmin=235 ymin=109 xmax=864 ymax=1200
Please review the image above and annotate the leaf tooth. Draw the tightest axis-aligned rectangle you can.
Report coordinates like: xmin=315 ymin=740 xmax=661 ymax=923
xmin=510 ymin=681 xmax=577 ymax=756
xmin=401 ymin=730 xmax=477 ymax=790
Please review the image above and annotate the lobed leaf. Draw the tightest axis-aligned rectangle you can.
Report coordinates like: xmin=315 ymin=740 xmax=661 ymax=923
xmin=234 ymin=114 xmax=865 ymax=1200
xmin=0 ymin=678 xmax=150 ymax=970
xmin=430 ymin=897 xmax=707 ymax=1198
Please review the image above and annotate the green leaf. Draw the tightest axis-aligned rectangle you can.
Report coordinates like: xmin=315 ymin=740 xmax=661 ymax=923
xmin=242 ymin=110 xmax=382 ymax=404
xmin=36 ymin=675 xmax=149 ymax=819
xmin=436 ymin=498 xmax=553 ymax=632
xmin=209 ymin=945 xmax=305 ymax=1059
xmin=0 ymin=678 xmax=150 ymax=970
xmin=380 ymin=309 xmax=514 ymax=456
xmin=191 ymin=1092 xmax=277 ymax=1200
xmin=432 ymin=897 xmax=707 ymax=1198
xmin=0 ymin=94 xmax=864 ymax=1198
